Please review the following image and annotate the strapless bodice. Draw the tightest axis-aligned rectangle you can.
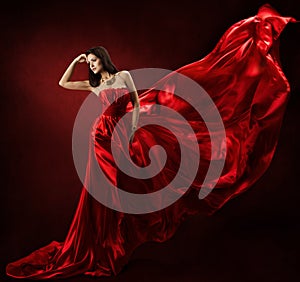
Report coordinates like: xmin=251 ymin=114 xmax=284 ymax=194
xmin=99 ymin=87 xmax=131 ymax=117
xmin=92 ymin=72 xmax=131 ymax=118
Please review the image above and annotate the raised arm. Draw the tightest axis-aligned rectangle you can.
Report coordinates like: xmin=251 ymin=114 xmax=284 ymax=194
xmin=58 ymin=54 xmax=93 ymax=91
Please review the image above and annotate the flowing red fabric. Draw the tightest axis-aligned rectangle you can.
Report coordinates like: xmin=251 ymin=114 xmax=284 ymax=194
xmin=6 ymin=4 xmax=296 ymax=279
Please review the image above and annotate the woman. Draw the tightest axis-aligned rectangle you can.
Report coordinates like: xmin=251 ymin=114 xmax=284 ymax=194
xmin=59 ymin=46 xmax=140 ymax=145
xmin=6 ymin=4 xmax=296 ymax=279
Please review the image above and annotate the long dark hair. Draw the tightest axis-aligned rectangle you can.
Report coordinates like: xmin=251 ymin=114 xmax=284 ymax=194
xmin=85 ymin=46 xmax=119 ymax=87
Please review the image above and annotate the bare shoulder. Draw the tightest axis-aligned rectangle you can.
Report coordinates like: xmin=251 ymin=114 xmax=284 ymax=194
xmin=118 ymin=70 xmax=132 ymax=80
xmin=117 ymin=70 xmax=137 ymax=91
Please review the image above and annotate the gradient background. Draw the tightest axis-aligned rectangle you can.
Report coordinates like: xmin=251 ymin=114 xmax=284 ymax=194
xmin=1 ymin=0 xmax=300 ymax=281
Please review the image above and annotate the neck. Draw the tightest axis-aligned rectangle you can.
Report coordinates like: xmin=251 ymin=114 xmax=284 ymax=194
xmin=100 ymin=70 xmax=111 ymax=79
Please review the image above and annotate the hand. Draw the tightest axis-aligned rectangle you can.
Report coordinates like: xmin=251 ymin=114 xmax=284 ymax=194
xmin=74 ymin=53 xmax=87 ymax=64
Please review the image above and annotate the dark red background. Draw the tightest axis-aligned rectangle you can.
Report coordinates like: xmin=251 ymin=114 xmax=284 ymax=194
xmin=1 ymin=0 xmax=300 ymax=281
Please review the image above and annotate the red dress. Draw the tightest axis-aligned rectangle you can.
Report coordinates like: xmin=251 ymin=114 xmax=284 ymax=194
xmin=6 ymin=4 xmax=296 ymax=279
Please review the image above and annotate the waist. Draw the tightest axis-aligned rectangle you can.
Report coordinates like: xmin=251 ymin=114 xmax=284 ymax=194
xmin=103 ymin=104 xmax=127 ymax=117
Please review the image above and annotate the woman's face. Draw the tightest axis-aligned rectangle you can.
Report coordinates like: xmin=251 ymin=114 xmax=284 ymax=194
xmin=87 ymin=54 xmax=102 ymax=74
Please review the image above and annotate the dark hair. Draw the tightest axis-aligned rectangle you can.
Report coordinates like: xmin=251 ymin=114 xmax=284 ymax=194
xmin=85 ymin=46 xmax=119 ymax=87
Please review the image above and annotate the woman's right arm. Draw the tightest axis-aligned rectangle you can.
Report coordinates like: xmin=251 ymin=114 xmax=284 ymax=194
xmin=58 ymin=54 xmax=93 ymax=91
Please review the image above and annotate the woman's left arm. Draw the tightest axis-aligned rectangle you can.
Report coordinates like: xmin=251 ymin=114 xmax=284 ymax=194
xmin=119 ymin=71 xmax=140 ymax=142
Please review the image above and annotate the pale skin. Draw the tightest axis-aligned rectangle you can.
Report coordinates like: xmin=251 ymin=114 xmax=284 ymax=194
xmin=59 ymin=53 xmax=140 ymax=143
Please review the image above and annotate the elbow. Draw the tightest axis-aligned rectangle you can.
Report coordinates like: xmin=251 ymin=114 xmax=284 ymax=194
xmin=58 ymin=80 xmax=65 ymax=88
xmin=133 ymin=101 xmax=140 ymax=108
xmin=135 ymin=97 xmax=140 ymax=108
